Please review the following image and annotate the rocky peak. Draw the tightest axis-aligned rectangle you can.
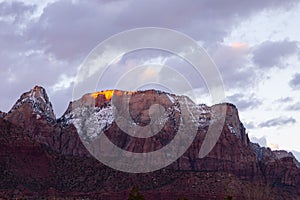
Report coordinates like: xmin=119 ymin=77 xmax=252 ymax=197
xmin=7 ymin=85 xmax=56 ymax=122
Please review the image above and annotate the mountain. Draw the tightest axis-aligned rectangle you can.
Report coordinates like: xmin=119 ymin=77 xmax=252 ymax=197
xmin=0 ymin=86 xmax=299 ymax=199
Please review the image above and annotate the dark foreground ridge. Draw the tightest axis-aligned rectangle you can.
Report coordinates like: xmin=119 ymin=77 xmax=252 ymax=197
xmin=0 ymin=86 xmax=299 ymax=199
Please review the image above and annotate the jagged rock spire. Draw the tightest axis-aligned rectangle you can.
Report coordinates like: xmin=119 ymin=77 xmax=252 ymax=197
xmin=8 ymin=85 xmax=56 ymax=121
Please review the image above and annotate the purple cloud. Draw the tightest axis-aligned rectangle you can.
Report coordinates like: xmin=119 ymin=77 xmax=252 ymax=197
xmin=0 ymin=1 xmax=35 ymax=23
xmin=227 ymin=93 xmax=261 ymax=111
xmin=251 ymin=136 xmax=267 ymax=146
xmin=26 ymin=0 xmax=299 ymax=60
xmin=286 ymin=101 xmax=300 ymax=111
xmin=258 ymin=116 xmax=296 ymax=128
xmin=244 ymin=122 xmax=256 ymax=130
xmin=275 ymin=97 xmax=294 ymax=103
xmin=252 ymin=40 xmax=299 ymax=68
xmin=289 ymin=73 xmax=300 ymax=90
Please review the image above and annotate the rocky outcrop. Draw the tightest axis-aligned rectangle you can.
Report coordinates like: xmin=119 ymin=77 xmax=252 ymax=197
xmin=5 ymin=85 xmax=56 ymax=122
xmin=4 ymin=86 xmax=89 ymax=157
xmin=0 ymin=86 xmax=299 ymax=199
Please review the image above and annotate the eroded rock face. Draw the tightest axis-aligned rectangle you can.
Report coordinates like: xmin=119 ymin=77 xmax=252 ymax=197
xmin=0 ymin=86 xmax=299 ymax=199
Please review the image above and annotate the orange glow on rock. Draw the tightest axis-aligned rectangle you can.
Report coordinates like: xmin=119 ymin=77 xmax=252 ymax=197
xmin=90 ymin=90 xmax=136 ymax=100
xmin=90 ymin=90 xmax=114 ymax=100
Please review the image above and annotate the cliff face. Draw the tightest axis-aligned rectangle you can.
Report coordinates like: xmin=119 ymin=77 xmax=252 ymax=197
xmin=0 ymin=86 xmax=299 ymax=199
xmin=171 ymin=104 xmax=259 ymax=177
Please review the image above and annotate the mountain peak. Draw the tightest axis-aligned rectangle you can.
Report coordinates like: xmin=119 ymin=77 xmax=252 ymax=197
xmin=20 ymin=85 xmax=49 ymax=102
xmin=8 ymin=85 xmax=55 ymax=121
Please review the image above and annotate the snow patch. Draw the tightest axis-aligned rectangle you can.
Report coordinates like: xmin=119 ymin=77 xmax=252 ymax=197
xmin=167 ymin=94 xmax=175 ymax=104
xmin=36 ymin=114 xmax=41 ymax=120
xmin=65 ymin=106 xmax=114 ymax=142
xmin=11 ymin=94 xmax=55 ymax=121
xmin=227 ymin=124 xmax=237 ymax=135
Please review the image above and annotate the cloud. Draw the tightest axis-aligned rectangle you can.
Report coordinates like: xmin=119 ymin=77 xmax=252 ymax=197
xmin=252 ymin=39 xmax=299 ymax=68
xmin=0 ymin=1 xmax=35 ymax=25
xmin=258 ymin=116 xmax=296 ymax=128
xmin=244 ymin=122 xmax=256 ymax=129
xmin=117 ymin=0 xmax=295 ymax=42
xmin=227 ymin=93 xmax=261 ymax=111
xmin=0 ymin=2 xmax=36 ymax=55
xmin=289 ymin=73 xmax=300 ymax=90
xmin=26 ymin=0 xmax=126 ymax=60
xmin=51 ymin=74 xmax=75 ymax=92
xmin=275 ymin=97 xmax=293 ymax=103
xmin=208 ymin=43 xmax=260 ymax=91
xmin=25 ymin=0 xmax=299 ymax=60
xmin=286 ymin=101 xmax=300 ymax=111
xmin=251 ymin=136 xmax=267 ymax=146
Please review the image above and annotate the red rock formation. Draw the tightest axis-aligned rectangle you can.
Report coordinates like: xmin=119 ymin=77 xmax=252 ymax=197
xmin=0 ymin=86 xmax=299 ymax=199
xmin=4 ymin=86 xmax=88 ymax=157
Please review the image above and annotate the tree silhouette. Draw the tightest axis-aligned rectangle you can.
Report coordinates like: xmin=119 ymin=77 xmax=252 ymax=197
xmin=128 ymin=186 xmax=145 ymax=200
xmin=225 ymin=195 xmax=233 ymax=200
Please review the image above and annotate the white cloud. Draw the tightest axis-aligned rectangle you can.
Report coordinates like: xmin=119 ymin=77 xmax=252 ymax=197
xmin=51 ymin=74 xmax=75 ymax=92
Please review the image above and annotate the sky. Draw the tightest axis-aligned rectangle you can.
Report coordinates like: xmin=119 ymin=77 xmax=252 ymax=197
xmin=0 ymin=0 xmax=299 ymax=158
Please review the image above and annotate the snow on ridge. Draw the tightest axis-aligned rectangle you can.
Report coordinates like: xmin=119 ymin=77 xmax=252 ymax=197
xmin=8 ymin=86 xmax=56 ymax=121
xmin=167 ymin=94 xmax=175 ymax=104
xmin=10 ymin=94 xmax=55 ymax=120
xmin=65 ymin=105 xmax=114 ymax=142
xmin=62 ymin=94 xmax=214 ymax=142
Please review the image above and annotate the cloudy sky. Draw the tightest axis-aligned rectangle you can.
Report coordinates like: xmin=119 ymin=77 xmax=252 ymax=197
xmin=0 ymin=0 xmax=299 ymax=158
